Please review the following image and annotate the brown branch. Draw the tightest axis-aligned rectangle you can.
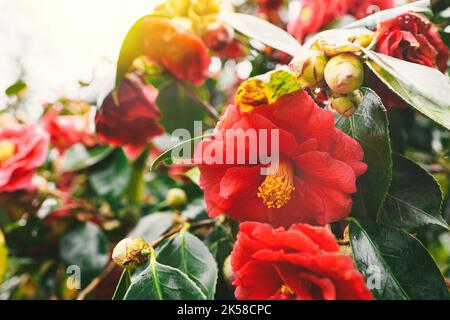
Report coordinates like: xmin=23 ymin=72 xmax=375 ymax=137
xmin=75 ymin=216 xmax=223 ymax=300
xmin=76 ymin=261 xmax=116 ymax=300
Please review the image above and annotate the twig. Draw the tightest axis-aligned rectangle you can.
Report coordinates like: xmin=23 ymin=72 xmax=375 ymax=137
xmin=76 ymin=261 xmax=116 ymax=300
xmin=75 ymin=216 xmax=223 ymax=300
xmin=175 ymin=79 xmax=220 ymax=121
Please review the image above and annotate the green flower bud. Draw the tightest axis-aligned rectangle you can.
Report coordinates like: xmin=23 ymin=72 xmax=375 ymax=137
xmin=329 ymin=90 xmax=363 ymax=117
xmin=324 ymin=53 xmax=364 ymax=94
xmin=289 ymin=50 xmax=328 ymax=87
xmin=223 ymin=255 xmax=236 ymax=288
xmin=166 ymin=188 xmax=188 ymax=208
xmin=112 ymin=237 xmax=150 ymax=270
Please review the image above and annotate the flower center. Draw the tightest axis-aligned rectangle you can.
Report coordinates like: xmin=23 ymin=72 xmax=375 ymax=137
xmin=280 ymin=284 xmax=295 ymax=297
xmin=0 ymin=141 xmax=15 ymax=163
xmin=257 ymin=161 xmax=295 ymax=209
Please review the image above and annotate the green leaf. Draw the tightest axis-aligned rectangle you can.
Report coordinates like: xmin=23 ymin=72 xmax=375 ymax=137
xmin=335 ymin=88 xmax=392 ymax=221
xmin=129 ymin=213 xmax=174 ymax=242
xmin=5 ymin=79 xmax=27 ymax=97
xmin=349 ymin=219 xmax=449 ymax=300
xmin=124 ymin=259 xmax=206 ymax=300
xmin=157 ymin=230 xmax=218 ymax=299
xmin=112 ymin=270 xmax=131 ymax=300
xmin=236 ymin=70 xmax=303 ymax=112
xmin=380 ymin=154 xmax=448 ymax=230
xmin=156 ymin=81 xmax=210 ymax=136
xmin=151 ymin=134 xmax=211 ymax=171
xmin=88 ymin=149 xmax=132 ymax=203
xmin=0 ymin=230 xmax=7 ymax=284
xmin=205 ymin=224 xmax=234 ymax=267
xmin=364 ymin=49 xmax=450 ymax=130
xmin=220 ymin=12 xmax=301 ymax=57
xmin=59 ymin=222 xmax=109 ymax=284
xmin=181 ymin=198 xmax=207 ymax=221
xmin=183 ymin=167 xmax=200 ymax=186
xmin=344 ymin=0 xmax=431 ymax=30
xmin=63 ymin=144 xmax=114 ymax=172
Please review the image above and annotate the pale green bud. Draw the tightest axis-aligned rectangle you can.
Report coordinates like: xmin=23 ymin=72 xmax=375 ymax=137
xmin=329 ymin=90 xmax=363 ymax=117
xmin=112 ymin=237 xmax=150 ymax=270
xmin=324 ymin=53 xmax=364 ymax=94
xmin=166 ymin=188 xmax=188 ymax=208
xmin=289 ymin=50 xmax=328 ymax=87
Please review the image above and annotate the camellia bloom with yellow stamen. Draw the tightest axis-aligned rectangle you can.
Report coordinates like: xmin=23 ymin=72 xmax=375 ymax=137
xmin=0 ymin=125 xmax=49 ymax=192
xmin=231 ymin=222 xmax=373 ymax=300
xmin=195 ymin=78 xmax=367 ymax=227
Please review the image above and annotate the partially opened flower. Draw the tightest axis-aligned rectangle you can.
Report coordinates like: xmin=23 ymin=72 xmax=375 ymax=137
xmin=371 ymin=13 xmax=449 ymax=109
xmin=95 ymin=76 xmax=164 ymax=159
xmin=0 ymin=125 xmax=49 ymax=192
xmin=195 ymin=74 xmax=367 ymax=227
xmin=139 ymin=16 xmax=211 ymax=85
xmin=231 ymin=222 xmax=373 ymax=300
xmin=41 ymin=109 xmax=95 ymax=154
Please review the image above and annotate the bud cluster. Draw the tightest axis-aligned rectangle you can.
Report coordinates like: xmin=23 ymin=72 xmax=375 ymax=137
xmin=289 ymin=47 xmax=365 ymax=117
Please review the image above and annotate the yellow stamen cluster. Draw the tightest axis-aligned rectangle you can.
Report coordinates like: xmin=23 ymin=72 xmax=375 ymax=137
xmin=0 ymin=141 xmax=15 ymax=163
xmin=280 ymin=284 xmax=295 ymax=297
xmin=257 ymin=162 xmax=295 ymax=209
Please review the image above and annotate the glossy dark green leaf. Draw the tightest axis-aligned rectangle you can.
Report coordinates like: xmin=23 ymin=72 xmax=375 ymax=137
xmin=205 ymin=224 xmax=234 ymax=267
xmin=157 ymin=81 xmax=212 ymax=135
xmin=349 ymin=219 xmax=449 ymax=300
xmin=181 ymin=198 xmax=207 ymax=221
xmin=129 ymin=213 xmax=174 ymax=242
xmin=151 ymin=134 xmax=212 ymax=171
xmin=364 ymin=49 xmax=450 ymax=130
xmin=88 ymin=149 xmax=132 ymax=203
xmin=60 ymin=222 xmax=109 ymax=283
xmin=380 ymin=154 xmax=448 ymax=230
xmin=335 ymin=88 xmax=392 ymax=220
xmin=112 ymin=270 xmax=131 ymax=300
xmin=124 ymin=259 xmax=206 ymax=300
xmin=63 ymin=144 xmax=114 ymax=172
xmin=157 ymin=230 xmax=218 ymax=299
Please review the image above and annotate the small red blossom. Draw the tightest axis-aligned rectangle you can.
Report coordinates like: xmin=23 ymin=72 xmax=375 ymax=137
xmin=141 ymin=16 xmax=211 ymax=85
xmin=288 ymin=0 xmax=394 ymax=42
xmin=231 ymin=222 xmax=373 ymax=300
xmin=372 ymin=13 xmax=449 ymax=109
xmin=0 ymin=125 xmax=49 ymax=192
xmin=41 ymin=109 xmax=95 ymax=154
xmin=95 ymin=77 xmax=164 ymax=159
xmin=196 ymin=90 xmax=367 ymax=227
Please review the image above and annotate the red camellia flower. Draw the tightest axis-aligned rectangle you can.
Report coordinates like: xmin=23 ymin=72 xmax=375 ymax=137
xmin=0 ymin=125 xmax=49 ymax=192
xmin=371 ymin=13 xmax=449 ymax=108
xmin=288 ymin=0 xmax=393 ymax=42
xmin=196 ymin=90 xmax=367 ymax=227
xmin=95 ymin=76 xmax=164 ymax=159
xmin=41 ymin=110 xmax=95 ymax=154
xmin=231 ymin=222 xmax=373 ymax=300
xmin=348 ymin=0 xmax=394 ymax=20
xmin=140 ymin=16 xmax=211 ymax=85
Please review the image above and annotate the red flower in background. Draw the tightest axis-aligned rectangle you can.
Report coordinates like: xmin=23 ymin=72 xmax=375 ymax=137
xmin=0 ymin=125 xmax=49 ymax=192
xmin=196 ymin=90 xmax=367 ymax=227
xmin=371 ymin=13 xmax=449 ymax=109
xmin=42 ymin=110 xmax=95 ymax=154
xmin=231 ymin=222 xmax=373 ymax=300
xmin=348 ymin=0 xmax=394 ymax=19
xmin=141 ymin=16 xmax=211 ymax=85
xmin=95 ymin=76 xmax=164 ymax=159
xmin=288 ymin=0 xmax=393 ymax=42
